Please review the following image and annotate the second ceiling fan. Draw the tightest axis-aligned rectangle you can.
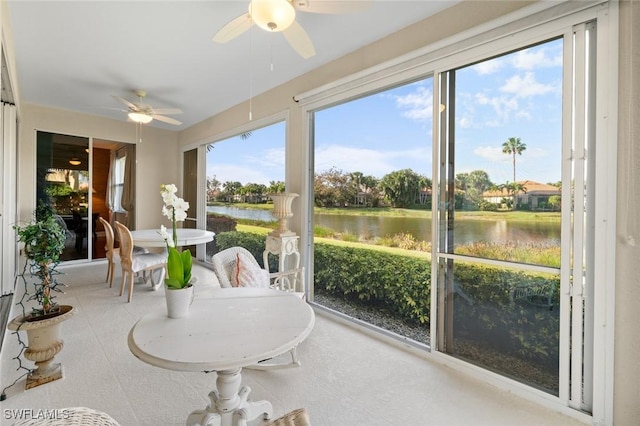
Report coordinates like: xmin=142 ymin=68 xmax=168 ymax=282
xmin=112 ymin=90 xmax=183 ymax=126
xmin=212 ymin=0 xmax=369 ymax=59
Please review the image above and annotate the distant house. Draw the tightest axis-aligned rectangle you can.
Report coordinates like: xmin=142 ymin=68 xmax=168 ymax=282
xmin=482 ymin=180 xmax=561 ymax=210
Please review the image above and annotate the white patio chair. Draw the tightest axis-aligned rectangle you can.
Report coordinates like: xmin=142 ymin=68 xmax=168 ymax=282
xmin=114 ymin=221 xmax=167 ymax=302
xmin=211 ymin=246 xmax=306 ymax=370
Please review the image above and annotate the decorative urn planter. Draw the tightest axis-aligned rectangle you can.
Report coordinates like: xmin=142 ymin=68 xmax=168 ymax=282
xmin=7 ymin=305 xmax=75 ymax=389
xmin=268 ymin=193 xmax=299 ymax=237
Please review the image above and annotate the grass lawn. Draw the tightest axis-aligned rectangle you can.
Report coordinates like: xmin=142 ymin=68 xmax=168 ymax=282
xmin=237 ymin=224 xmax=430 ymax=260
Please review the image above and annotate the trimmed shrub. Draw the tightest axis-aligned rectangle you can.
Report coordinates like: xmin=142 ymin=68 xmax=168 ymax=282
xmin=314 ymin=244 xmax=431 ymax=325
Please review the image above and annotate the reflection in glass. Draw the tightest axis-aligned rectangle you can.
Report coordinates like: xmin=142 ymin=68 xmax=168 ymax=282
xmin=441 ymin=259 xmax=560 ymax=394
xmin=36 ymin=131 xmax=90 ymax=261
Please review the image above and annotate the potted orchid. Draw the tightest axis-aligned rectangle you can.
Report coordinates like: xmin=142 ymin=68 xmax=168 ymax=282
xmin=159 ymin=184 xmax=192 ymax=289
xmin=159 ymin=184 xmax=193 ymax=318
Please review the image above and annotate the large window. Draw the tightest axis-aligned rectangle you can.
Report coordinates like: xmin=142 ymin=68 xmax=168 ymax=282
xmin=311 ymin=78 xmax=433 ymax=346
xmin=300 ymin=2 xmax=613 ymax=417
xmin=436 ymin=39 xmax=564 ymax=395
xmin=112 ymin=150 xmax=126 ymax=213
xmin=203 ymin=120 xmax=286 ymax=262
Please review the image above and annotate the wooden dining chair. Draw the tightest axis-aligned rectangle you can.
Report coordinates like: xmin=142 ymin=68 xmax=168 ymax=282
xmin=98 ymin=217 xmax=148 ymax=288
xmin=98 ymin=216 xmax=118 ymax=287
xmin=114 ymin=221 xmax=167 ymax=302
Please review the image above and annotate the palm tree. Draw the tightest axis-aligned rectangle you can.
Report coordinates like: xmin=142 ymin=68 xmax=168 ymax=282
xmin=501 ymin=137 xmax=527 ymax=184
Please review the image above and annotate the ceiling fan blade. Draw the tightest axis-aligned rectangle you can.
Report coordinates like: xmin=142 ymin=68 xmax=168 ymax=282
xmin=112 ymin=95 xmax=138 ymax=111
xmin=152 ymin=114 xmax=182 ymax=126
xmin=151 ymin=108 xmax=182 ymax=115
xmin=282 ymin=21 xmax=316 ymax=59
xmin=212 ymin=13 xmax=253 ymax=43
xmin=294 ymin=0 xmax=371 ymax=14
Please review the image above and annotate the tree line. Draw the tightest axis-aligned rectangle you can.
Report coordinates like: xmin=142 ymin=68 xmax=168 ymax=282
xmin=207 ymin=137 xmax=560 ymax=210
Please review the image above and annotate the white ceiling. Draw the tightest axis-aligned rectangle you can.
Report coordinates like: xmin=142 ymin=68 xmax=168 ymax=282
xmin=7 ymin=1 xmax=458 ymax=131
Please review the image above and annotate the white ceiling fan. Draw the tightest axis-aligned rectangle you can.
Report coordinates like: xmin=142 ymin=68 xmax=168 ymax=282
xmin=112 ymin=89 xmax=183 ymax=126
xmin=212 ymin=0 xmax=370 ymax=59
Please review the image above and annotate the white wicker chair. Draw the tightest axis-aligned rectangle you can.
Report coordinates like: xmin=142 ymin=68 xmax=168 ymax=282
xmin=266 ymin=408 xmax=311 ymax=426
xmin=212 ymin=246 xmax=305 ymax=297
xmin=211 ymin=246 xmax=306 ymax=369
xmin=13 ymin=407 xmax=120 ymax=425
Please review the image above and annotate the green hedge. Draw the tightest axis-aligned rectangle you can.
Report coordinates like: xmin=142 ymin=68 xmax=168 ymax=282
xmin=216 ymin=231 xmax=431 ymax=325
xmin=314 ymin=244 xmax=431 ymax=325
xmin=452 ymin=262 xmax=560 ymax=366
xmin=215 ymin=230 xmax=559 ymax=366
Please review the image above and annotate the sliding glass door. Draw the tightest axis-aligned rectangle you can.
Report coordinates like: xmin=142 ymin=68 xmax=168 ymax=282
xmin=36 ymin=131 xmax=92 ymax=262
xmin=435 ymin=24 xmax=596 ymax=410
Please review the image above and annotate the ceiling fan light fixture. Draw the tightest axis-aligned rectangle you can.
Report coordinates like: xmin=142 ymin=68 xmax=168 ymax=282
xmin=249 ymin=0 xmax=295 ymax=32
xmin=128 ymin=112 xmax=153 ymax=124
xmin=69 ymin=158 xmax=81 ymax=166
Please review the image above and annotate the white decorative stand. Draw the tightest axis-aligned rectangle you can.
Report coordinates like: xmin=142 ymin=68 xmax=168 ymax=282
xmin=263 ymin=193 xmax=301 ymax=291
xmin=263 ymin=234 xmax=300 ymax=274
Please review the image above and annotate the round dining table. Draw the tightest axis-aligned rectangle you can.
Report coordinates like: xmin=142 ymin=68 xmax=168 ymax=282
xmin=129 ymin=228 xmax=214 ymax=248
xmin=128 ymin=288 xmax=315 ymax=426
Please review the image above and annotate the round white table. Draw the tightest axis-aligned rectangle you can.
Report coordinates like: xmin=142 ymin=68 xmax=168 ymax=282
xmin=130 ymin=228 xmax=214 ymax=248
xmin=128 ymin=288 xmax=315 ymax=426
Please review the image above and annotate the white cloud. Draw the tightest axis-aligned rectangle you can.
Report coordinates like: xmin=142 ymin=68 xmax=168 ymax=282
xmin=474 ymin=146 xmax=510 ymax=163
xmin=394 ymin=85 xmax=433 ymax=123
xmin=458 ymin=117 xmax=472 ymax=128
xmin=475 ymin=92 xmax=520 ymax=122
xmin=206 ymin=163 xmax=274 ymax=186
xmin=471 ymin=57 xmax=504 ymax=75
xmin=500 ymin=72 xmax=555 ymax=97
xmin=512 ymin=47 xmax=562 ymax=70
xmin=315 ymin=144 xmax=430 ymax=177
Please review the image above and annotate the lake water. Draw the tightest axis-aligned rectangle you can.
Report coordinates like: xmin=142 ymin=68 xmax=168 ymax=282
xmin=207 ymin=206 xmax=561 ymax=246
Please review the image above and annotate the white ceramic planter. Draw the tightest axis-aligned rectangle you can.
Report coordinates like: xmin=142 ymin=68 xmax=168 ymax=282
xmin=7 ymin=305 xmax=75 ymax=389
xmin=165 ymin=285 xmax=194 ymax=318
xmin=269 ymin=193 xmax=299 ymax=237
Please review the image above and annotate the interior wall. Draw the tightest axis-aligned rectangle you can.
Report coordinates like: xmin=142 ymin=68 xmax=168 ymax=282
xmin=614 ymin=1 xmax=640 ymax=424
xmin=18 ymin=103 xmax=180 ymax=230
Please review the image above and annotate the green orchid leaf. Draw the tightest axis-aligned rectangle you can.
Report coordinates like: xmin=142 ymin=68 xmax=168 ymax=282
xmin=164 ymin=277 xmax=182 ymax=289
xmin=181 ymin=249 xmax=192 ymax=285
xmin=166 ymin=247 xmax=184 ymax=286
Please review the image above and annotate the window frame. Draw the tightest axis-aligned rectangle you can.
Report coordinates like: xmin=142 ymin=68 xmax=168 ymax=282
xmin=297 ymin=1 xmax=617 ymax=423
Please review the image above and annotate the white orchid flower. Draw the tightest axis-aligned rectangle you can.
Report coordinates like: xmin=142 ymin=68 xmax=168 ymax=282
xmin=174 ymin=209 xmax=188 ymax=222
xmin=158 ymin=225 xmax=175 ymax=247
xmin=162 ymin=192 xmax=177 ymax=206
xmin=161 ymin=205 xmax=173 ymax=221
xmin=161 ymin=184 xmax=178 ymax=194
xmin=174 ymin=198 xmax=190 ymax=214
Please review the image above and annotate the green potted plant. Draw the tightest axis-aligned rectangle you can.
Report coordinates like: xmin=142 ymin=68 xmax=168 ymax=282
xmin=7 ymin=208 xmax=76 ymax=389
xmin=159 ymin=184 xmax=194 ymax=318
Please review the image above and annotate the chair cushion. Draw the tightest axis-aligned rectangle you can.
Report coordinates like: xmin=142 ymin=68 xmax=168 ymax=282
xmin=132 ymin=252 xmax=167 ymax=272
xmin=232 ymin=252 xmax=270 ymax=288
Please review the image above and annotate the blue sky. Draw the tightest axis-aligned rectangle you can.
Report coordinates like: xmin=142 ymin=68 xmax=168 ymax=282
xmin=207 ymin=38 xmax=563 ymax=186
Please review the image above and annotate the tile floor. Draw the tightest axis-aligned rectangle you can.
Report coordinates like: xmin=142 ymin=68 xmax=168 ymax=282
xmin=0 ymin=262 xmax=588 ymax=426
